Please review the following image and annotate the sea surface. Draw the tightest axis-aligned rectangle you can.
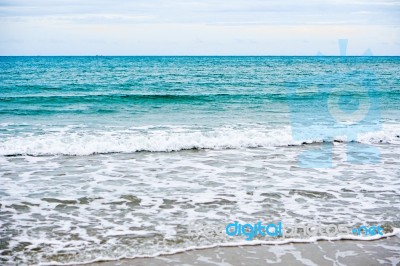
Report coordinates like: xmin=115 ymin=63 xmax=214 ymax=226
xmin=0 ymin=56 xmax=399 ymax=265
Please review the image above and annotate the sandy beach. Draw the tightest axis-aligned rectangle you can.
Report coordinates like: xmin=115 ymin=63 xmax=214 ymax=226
xmin=90 ymin=235 xmax=400 ymax=266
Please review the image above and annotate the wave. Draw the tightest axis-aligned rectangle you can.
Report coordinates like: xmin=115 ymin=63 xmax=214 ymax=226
xmin=0 ymin=124 xmax=399 ymax=156
xmin=0 ymin=93 xmax=262 ymax=103
xmin=1 ymin=93 xmax=216 ymax=100
xmin=43 ymin=229 xmax=400 ymax=266
xmin=2 ymin=89 xmax=398 ymax=103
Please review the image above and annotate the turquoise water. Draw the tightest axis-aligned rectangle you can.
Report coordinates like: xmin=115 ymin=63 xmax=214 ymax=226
xmin=1 ymin=56 xmax=399 ymax=154
xmin=0 ymin=56 xmax=399 ymax=264
xmin=1 ymin=56 xmax=399 ymax=127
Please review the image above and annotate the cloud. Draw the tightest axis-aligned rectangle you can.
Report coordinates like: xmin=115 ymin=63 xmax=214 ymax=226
xmin=0 ymin=0 xmax=399 ymax=55
xmin=0 ymin=0 xmax=399 ymax=25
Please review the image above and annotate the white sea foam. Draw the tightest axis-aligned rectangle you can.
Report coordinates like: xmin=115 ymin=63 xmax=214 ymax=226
xmin=0 ymin=124 xmax=399 ymax=156
xmin=42 ymin=230 xmax=400 ymax=266
xmin=1 ymin=138 xmax=399 ymax=265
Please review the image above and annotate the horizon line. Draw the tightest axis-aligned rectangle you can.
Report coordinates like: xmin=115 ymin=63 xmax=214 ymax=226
xmin=1 ymin=55 xmax=400 ymax=57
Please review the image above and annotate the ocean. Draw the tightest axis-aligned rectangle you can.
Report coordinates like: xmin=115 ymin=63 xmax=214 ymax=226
xmin=0 ymin=56 xmax=399 ymax=264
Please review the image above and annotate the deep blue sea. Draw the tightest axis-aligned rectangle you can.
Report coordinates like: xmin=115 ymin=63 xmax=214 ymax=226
xmin=0 ymin=56 xmax=399 ymax=264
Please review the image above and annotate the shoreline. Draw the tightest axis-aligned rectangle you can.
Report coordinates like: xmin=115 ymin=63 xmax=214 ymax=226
xmin=72 ymin=233 xmax=400 ymax=266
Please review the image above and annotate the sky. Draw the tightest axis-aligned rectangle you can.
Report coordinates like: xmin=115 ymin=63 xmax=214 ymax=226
xmin=0 ymin=0 xmax=399 ymax=55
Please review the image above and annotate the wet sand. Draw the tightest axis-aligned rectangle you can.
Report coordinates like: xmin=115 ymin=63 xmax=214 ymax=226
xmin=90 ymin=235 xmax=400 ymax=266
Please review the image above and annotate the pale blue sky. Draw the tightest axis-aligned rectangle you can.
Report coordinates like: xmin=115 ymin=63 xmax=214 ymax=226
xmin=0 ymin=0 xmax=399 ymax=55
